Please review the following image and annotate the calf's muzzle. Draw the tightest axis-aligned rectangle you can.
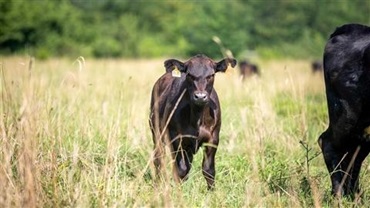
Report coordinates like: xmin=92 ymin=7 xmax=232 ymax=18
xmin=193 ymin=91 xmax=209 ymax=105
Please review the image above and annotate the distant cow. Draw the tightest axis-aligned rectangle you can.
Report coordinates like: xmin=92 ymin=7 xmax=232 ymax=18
xmin=149 ymin=54 xmax=236 ymax=189
xmin=311 ymin=60 xmax=323 ymax=73
xmin=318 ymin=24 xmax=370 ymax=197
xmin=239 ymin=60 xmax=259 ymax=80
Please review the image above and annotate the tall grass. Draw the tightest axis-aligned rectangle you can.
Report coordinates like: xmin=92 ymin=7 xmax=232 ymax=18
xmin=0 ymin=56 xmax=369 ymax=207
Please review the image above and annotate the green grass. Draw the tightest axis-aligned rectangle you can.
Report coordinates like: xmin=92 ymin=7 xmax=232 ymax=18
xmin=0 ymin=56 xmax=369 ymax=207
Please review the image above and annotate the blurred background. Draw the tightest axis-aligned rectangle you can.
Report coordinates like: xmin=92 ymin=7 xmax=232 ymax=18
xmin=0 ymin=0 xmax=369 ymax=60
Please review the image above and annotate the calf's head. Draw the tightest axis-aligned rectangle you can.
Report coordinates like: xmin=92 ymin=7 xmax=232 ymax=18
xmin=165 ymin=54 xmax=236 ymax=106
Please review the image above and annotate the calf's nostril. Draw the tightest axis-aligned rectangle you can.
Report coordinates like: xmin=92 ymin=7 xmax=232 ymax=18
xmin=194 ymin=92 xmax=207 ymax=100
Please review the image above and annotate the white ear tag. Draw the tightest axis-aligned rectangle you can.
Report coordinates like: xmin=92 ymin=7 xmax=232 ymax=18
xmin=172 ymin=66 xmax=181 ymax=78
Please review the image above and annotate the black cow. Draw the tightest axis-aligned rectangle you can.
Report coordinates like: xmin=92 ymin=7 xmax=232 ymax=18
xmin=239 ymin=60 xmax=259 ymax=81
xmin=319 ymin=23 xmax=370 ymax=197
xmin=311 ymin=60 xmax=323 ymax=73
xmin=149 ymin=54 xmax=236 ymax=189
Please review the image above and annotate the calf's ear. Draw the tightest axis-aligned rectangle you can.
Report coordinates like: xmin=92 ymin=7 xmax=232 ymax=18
xmin=215 ymin=58 xmax=237 ymax=72
xmin=164 ymin=59 xmax=185 ymax=73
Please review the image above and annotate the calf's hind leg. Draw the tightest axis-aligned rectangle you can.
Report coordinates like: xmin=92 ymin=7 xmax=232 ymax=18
xmin=153 ymin=144 xmax=164 ymax=178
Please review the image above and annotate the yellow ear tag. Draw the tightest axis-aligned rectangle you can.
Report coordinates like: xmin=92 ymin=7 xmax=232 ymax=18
xmin=172 ymin=66 xmax=181 ymax=78
xmin=363 ymin=126 xmax=370 ymax=137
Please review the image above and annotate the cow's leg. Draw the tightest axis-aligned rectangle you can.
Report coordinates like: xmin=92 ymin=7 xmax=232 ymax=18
xmin=319 ymin=85 xmax=363 ymax=197
xmin=150 ymin=110 xmax=164 ymax=179
xmin=150 ymin=116 xmax=162 ymax=178
xmin=151 ymin=127 xmax=168 ymax=180
xmin=327 ymin=144 xmax=369 ymax=197
xmin=171 ymin=135 xmax=193 ymax=183
xmin=319 ymin=131 xmax=346 ymax=196
xmin=153 ymin=143 xmax=163 ymax=178
xmin=345 ymin=145 xmax=369 ymax=196
xmin=319 ymin=135 xmax=362 ymax=197
xmin=202 ymin=135 xmax=219 ymax=190
xmin=174 ymin=148 xmax=193 ymax=182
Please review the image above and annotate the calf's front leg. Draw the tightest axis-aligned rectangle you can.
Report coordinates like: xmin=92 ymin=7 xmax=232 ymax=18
xmin=171 ymin=134 xmax=194 ymax=183
xmin=202 ymin=136 xmax=218 ymax=190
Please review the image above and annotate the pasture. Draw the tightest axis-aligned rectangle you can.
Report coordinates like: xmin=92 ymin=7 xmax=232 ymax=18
xmin=0 ymin=56 xmax=369 ymax=207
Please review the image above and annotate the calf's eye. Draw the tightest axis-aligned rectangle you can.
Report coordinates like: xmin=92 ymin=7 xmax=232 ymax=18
xmin=187 ymin=74 xmax=196 ymax=81
xmin=206 ymin=75 xmax=214 ymax=81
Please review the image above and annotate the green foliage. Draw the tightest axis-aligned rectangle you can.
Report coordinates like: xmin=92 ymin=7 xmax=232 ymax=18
xmin=0 ymin=0 xmax=370 ymax=59
xmin=258 ymin=145 xmax=291 ymax=193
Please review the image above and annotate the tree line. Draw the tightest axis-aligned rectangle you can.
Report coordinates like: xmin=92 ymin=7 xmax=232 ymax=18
xmin=0 ymin=0 xmax=369 ymax=59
